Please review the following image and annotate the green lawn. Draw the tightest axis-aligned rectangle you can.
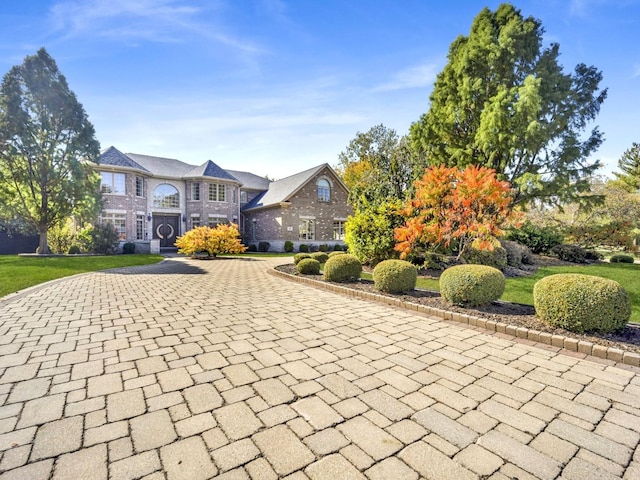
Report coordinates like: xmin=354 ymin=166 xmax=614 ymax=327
xmin=366 ymin=263 xmax=640 ymax=323
xmin=0 ymin=254 xmax=164 ymax=298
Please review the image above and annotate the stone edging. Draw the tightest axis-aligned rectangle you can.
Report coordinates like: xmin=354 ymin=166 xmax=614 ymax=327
xmin=268 ymin=267 xmax=640 ymax=368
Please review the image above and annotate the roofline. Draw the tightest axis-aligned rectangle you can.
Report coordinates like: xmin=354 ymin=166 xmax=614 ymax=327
xmin=279 ymin=163 xmax=346 ymax=203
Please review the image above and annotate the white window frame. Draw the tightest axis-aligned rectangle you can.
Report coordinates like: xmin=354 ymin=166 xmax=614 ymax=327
xmin=317 ymin=178 xmax=330 ymax=202
xmin=299 ymin=217 xmax=315 ymax=241
xmin=191 ymin=183 xmax=200 ymax=201
xmin=333 ymin=219 xmax=346 ymax=240
xmin=101 ymin=172 xmax=126 ymax=195
xmin=101 ymin=211 xmax=126 ymax=240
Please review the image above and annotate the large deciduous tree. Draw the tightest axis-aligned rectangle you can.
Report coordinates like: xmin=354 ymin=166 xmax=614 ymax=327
xmin=394 ymin=165 xmax=519 ymax=260
xmin=337 ymin=124 xmax=423 ymax=210
xmin=409 ymin=3 xmax=607 ymax=207
xmin=0 ymin=48 xmax=100 ymax=254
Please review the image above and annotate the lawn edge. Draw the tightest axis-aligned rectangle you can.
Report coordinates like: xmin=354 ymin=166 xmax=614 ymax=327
xmin=269 ymin=267 xmax=640 ymax=369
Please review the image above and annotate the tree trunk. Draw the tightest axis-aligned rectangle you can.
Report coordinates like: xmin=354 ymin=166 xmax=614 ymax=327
xmin=38 ymin=228 xmax=49 ymax=254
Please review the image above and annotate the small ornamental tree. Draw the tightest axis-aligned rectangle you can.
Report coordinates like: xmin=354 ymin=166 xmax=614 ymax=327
xmin=175 ymin=224 xmax=246 ymax=258
xmin=394 ymin=165 xmax=519 ymax=260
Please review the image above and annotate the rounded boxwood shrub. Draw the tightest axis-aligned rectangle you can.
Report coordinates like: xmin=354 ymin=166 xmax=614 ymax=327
xmin=122 ymin=242 xmax=136 ymax=254
xmin=333 ymin=244 xmax=343 ymax=251
xmin=258 ymin=241 xmax=270 ymax=252
xmin=297 ymin=258 xmax=321 ymax=275
xmin=67 ymin=244 xmax=82 ymax=255
xmin=439 ymin=265 xmax=505 ymax=307
xmin=610 ymin=253 xmax=634 ymax=264
xmin=323 ymin=254 xmax=362 ymax=283
xmin=533 ymin=274 xmax=630 ymax=333
xmin=328 ymin=251 xmax=345 ymax=258
xmin=373 ymin=260 xmax=417 ymax=293
xmin=284 ymin=240 xmax=294 ymax=253
xmin=311 ymin=252 xmax=329 ymax=264
xmin=294 ymin=253 xmax=311 ymax=265
xmin=551 ymin=244 xmax=587 ymax=263
xmin=299 ymin=244 xmax=309 ymax=253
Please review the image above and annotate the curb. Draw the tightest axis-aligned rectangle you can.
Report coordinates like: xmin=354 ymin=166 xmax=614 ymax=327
xmin=268 ymin=268 xmax=640 ymax=368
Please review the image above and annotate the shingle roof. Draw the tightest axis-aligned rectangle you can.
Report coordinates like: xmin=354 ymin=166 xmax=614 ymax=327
xmin=186 ymin=161 xmax=239 ymax=181
xmin=126 ymin=153 xmax=197 ymax=178
xmin=100 ymin=146 xmax=149 ymax=172
xmin=225 ymin=170 xmax=271 ymax=190
xmin=242 ymin=164 xmax=327 ymax=211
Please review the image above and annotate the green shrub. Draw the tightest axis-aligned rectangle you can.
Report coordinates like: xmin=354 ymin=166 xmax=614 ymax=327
xmin=584 ymin=249 xmax=604 ymax=262
xmin=247 ymin=244 xmax=258 ymax=252
xmin=67 ymin=244 xmax=81 ymax=255
xmin=323 ymin=254 xmax=362 ymax=283
xmin=122 ymin=242 xmax=136 ymax=254
xmin=506 ymin=222 xmax=563 ymax=254
xmin=299 ymin=244 xmax=309 ymax=253
xmin=258 ymin=241 xmax=270 ymax=252
xmin=78 ymin=223 xmax=119 ymax=255
xmin=460 ymin=238 xmax=507 ymax=270
xmin=333 ymin=244 xmax=343 ymax=251
xmin=610 ymin=253 xmax=634 ymax=264
xmin=533 ymin=274 xmax=630 ymax=333
xmin=294 ymin=253 xmax=311 ymax=265
xmin=328 ymin=251 xmax=345 ymax=258
xmin=439 ymin=265 xmax=505 ymax=307
xmin=373 ymin=260 xmax=417 ymax=293
xmin=297 ymin=258 xmax=321 ymax=275
xmin=423 ymin=252 xmax=451 ymax=271
xmin=319 ymin=244 xmax=329 ymax=252
xmin=48 ymin=219 xmax=75 ymax=254
xmin=311 ymin=252 xmax=329 ymax=264
xmin=284 ymin=241 xmax=294 ymax=253
xmin=551 ymin=244 xmax=587 ymax=263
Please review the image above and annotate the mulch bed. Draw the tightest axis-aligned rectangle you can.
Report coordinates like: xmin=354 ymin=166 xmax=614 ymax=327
xmin=276 ymin=261 xmax=640 ymax=354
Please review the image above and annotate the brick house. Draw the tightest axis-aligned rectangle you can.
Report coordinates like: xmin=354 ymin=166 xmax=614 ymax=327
xmin=97 ymin=147 xmax=351 ymax=252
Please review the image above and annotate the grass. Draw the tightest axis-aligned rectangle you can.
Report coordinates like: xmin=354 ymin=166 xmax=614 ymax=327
xmin=0 ymin=254 xmax=164 ymax=298
xmin=364 ymin=263 xmax=640 ymax=323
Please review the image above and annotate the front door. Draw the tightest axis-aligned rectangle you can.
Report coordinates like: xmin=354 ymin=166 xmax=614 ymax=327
xmin=153 ymin=215 xmax=179 ymax=248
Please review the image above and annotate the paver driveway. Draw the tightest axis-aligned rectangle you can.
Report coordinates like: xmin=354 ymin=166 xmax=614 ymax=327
xmin=0 ymin=256 xmax=639 ymax=479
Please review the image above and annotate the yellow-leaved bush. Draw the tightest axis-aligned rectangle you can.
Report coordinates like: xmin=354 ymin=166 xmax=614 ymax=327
xmin=175 ymin=224 xmax=246 ymax=258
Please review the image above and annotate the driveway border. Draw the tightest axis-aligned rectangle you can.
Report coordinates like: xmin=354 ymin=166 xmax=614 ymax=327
xmin=269 ymin=268 xmax=640 ymax=368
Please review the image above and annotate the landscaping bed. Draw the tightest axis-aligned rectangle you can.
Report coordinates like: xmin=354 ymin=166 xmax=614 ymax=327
xmin=275 ymin=262 xmax=640 ymax=355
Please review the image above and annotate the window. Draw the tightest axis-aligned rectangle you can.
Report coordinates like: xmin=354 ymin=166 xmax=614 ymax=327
xmin=208 ymin=215 xmax=227 ymax=227
xmin=101 ymin=212 xmax=126 ymax=240
xmin=317 ymin=179 xmax=330 ymax=202
xmin=232 ymin=188 xmax=237 ymax=204
xmin=191 ymin=183 xmax=200 ymax=201
xmin=191 ymin=215 xmax=201 ymax=229
xmin=208 ymin=183 xmax=226 ymax=202
xmin=153 ymin=184 xmax=179 ymax=208
xmin=135 ymin=177 xmax=144 ymax=197
xmin=333 ymin=220 xmax=346 ymax=240
xmin=299 ymin=218 xmax=315 ymax=240
xmin=100 ymin=172 xmax=126 ymax=194
xmin=240 ymin=191 xmax=248 ymax=203
xmin=136 ymin=214 xmax=145 ymax=240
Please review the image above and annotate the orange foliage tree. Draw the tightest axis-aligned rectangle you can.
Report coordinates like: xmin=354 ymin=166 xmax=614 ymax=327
xmin=394 ymin=165 xmax=519 ymax=259
xmin=175 ymin=224 xmax=246 ymax=258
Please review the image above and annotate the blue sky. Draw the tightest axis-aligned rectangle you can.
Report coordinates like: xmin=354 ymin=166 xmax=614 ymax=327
xmin=1 ymin=0 xmax=639 ymax=179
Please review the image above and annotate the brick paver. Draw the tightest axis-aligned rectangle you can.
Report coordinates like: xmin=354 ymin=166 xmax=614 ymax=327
xmin=0 ymin=255 xmax=639 ymax=478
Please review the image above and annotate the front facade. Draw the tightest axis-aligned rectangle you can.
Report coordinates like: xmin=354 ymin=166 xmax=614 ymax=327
xmin=97 ymin=147 xmax=351 ymax=252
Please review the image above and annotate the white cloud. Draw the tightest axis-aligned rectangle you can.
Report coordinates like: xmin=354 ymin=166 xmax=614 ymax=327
xmin=48 ymin=0 xmax=261 ymax=52
xmin=372 ymin=63 xmax=438 ymax=92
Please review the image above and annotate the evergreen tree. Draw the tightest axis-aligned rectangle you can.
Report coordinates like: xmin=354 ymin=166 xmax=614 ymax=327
xmin=410 ymin=3 xmax=607 ymax=207
xmin=614 ymin=142 xmax=640 ymax=191
xmin=0 ymin=48 xmax=100 ymax=254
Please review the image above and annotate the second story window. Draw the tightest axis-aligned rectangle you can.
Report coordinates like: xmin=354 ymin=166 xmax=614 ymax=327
xmin=101 ymin=172 xmax=125 ymax=194
xmin=317 ymin=179 xmax=330 ymax=202
xmin=208 ymin=183 xmax=226 ymax=202
xmin=191 ymin=183 xmax=200 ymax=201
xmin=153 ymin=184 xmax=179 ymax=208
xmin=135 ymin=176 xmax=144 ymax=197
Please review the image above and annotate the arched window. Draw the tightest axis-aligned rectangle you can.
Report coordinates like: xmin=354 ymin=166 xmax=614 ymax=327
xmin=153 ymin=184 xmax=179 ymax=208
xmin=317 ymin=179 xmax=330 ymax=202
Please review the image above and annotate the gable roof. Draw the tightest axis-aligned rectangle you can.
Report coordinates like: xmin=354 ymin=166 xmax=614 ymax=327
xmin=126 ymin=153 xmax=199 ymax=178
xmin=225 ymin=170 xmax=271 ymax=191
xmin=243 ymin=163 xmax=329 ymax=211
xmin=100 ymin=146 xmax=149 ymax=172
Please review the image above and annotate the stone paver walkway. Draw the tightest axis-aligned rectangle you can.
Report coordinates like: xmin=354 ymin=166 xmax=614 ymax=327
xmin=0 ymin=256 xmax=639 ymax=479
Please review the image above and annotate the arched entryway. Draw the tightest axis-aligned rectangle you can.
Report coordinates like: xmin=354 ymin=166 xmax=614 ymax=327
xmin=152 ymin=214 xmax=180 ymax=248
